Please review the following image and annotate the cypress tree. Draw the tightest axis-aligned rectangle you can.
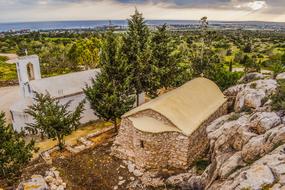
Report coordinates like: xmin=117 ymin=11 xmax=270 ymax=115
xmin=148 ymin=24 xmax=191 ymax=97
xmin=0 ymin=112 xmax=35 ymax=180
xmin=84 ymin=30 xmax=135 ymax=131
xmin=122 ymin=9 xmax=151 ymax=106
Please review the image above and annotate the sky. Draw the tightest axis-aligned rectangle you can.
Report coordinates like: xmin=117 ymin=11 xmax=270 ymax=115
xmin=0 ymin=0 xmax=285 ymax=23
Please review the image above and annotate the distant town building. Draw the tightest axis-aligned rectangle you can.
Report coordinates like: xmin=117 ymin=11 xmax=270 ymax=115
xmin=112 ymin=78 xmax=228 ymax=172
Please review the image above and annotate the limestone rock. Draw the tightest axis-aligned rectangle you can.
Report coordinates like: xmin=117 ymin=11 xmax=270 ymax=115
xmin=140 ymin=172 xmax=165 ymax=188
xmin=232 ymin=164 xmax=274 ymax=190
xmin=224 ymin=84 xmax=246 ymax=97
xmin=133 ymin=169 xmax=143 ymax=177
xmin=118 ymin=180 xmax=126 ymax=186
xmin=249 ymin=112 xmax=281 ymax=134
xmin=236 ymin=88 xmax=266 ymax=110
xmin=43 ymin=168 xmax=66 ymax=190
xmin=218 ymin=151 xmax=245 ymax=179
xmin=186 ymin=176 xmax=205 ymax=190
xmin=44 ymin=175 xmax=54 ymax=184
xmin=17 ymin=175 xmax=49 ymax=190
xmin=241 ymin=135 xmax=265 ymax=163
xmin=127 ymin=162 xmax=135 ymax=173
xmin=226 ymin=79 xmax=277 ymax=112
xmin=276 ymin=72 xmax=285 ymax=80
xmin=205 ymin=108 xmax=285 ymax=189
xmin=242 ymin=124 xmax=285 ymax=163
xmin=166 ymin=173 xmax=193 ymax=186
xmin=208 ymin=143 xmax=285 ymax=190
xmin=239 ymin=72 xmax=265 ymax=83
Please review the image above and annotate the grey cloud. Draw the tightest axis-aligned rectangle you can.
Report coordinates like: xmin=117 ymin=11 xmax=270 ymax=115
xmin=1 ymin=0 xmax=284 ymax=13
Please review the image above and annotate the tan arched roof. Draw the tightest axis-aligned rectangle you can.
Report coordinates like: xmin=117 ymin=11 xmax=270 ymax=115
xmin=124 ymin=77 xmax=227 ymax=136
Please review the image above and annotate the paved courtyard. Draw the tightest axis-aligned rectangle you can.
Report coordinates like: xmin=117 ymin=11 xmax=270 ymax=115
xmin=0 ymin=85 xmax=20 ymax=122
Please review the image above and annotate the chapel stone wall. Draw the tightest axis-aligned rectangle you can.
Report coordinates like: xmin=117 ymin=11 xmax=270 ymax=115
xmin=112 ymin=102 xmax=228 ymax=173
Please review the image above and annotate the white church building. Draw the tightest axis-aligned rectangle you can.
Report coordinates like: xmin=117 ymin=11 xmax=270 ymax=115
xmin=10 ymin=55 xmax=145 ymax=132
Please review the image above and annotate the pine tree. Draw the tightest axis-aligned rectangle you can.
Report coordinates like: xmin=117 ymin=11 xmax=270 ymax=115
xmin=0 ymin=112 xmax=35 ymax=180
xmin=25 ymin=92 xmax=85 ymax=150
xmin=122 ymin=9 xmax=151 ymax=106
xmin=84 ymin=30 xmax=135 ymax=131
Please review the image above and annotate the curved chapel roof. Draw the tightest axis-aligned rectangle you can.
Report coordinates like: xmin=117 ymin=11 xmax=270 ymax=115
xmin=124 ymin=77 xmax=227 ymax=136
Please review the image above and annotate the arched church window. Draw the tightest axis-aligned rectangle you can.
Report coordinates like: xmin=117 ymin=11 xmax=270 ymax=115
xmin=26 ymin=63 xmax=35 ymax=80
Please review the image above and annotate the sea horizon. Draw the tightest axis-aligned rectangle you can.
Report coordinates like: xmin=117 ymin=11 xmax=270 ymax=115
xmin=1 ymin=19 xmax=285 ymax=32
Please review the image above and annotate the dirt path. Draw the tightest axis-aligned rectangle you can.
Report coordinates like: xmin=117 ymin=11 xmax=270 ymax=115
xmin=0 ymin=85 xmax=20 ymax=122
xmin=232 ymin=67 xmax=273 ymax=74
xmin=0 ymin=53 xmax=18 ymax=63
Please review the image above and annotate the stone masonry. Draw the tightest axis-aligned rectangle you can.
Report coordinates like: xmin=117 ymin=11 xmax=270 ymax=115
xmin=112 ymin=102 xmax=228 ymax=173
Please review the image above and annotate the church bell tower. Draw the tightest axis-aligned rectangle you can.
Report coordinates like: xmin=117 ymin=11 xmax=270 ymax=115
xmin=16 ymin=55 xmax=41 ymax=98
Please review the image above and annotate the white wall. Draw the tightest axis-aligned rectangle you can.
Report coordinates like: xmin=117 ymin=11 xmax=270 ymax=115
xmin=57 ymin=93 xmax=98 ymax=124
xmin=11 ymin=93 xmax=98 ymax=132
xmin=11 ymin=91 xmax=145 ymax=132
xmin=11 ymin=111 xmax=34 ymax=133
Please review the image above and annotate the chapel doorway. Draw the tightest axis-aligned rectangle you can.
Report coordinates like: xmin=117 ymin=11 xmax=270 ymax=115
xmin=27 ymin=63 xmax=35 ymax=80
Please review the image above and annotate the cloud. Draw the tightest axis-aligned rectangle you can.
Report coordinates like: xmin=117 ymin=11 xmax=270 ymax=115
xmin=234 ymin=1 xmax=267 ymax=11
xmin=0 ymin=0 xmax=284 ymax=22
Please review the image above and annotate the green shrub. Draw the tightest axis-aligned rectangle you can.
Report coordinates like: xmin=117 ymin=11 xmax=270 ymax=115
xmin=228 ymin=113 xmax=241 ymax=121
xmin=271 ymin=79 xmax=285 ymax=111
xmin=0 ymin=55 xmax=8 ymax=62
xmin=195 ymin=158 xmax=210 ymax=174
xmin=206 ymin=63 xmax=243 ymax=91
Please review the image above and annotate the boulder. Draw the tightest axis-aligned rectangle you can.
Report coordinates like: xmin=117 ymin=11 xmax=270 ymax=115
xmin=224 ymin=84 xmax=246 ymax=97
xmin=276 ymin=72 xmax=285 ymax=80
xmin=127 ymin=162 xmax=135 ymax=173
xmin=140 ymin=173 xmax=164 ymax=188
xmin=218 ymin=151 xmax=245 ymax=179
xmin=239 ymin=72 xmax=265 ymax=83
xmin=226 ymin=79 xmax=277 ymax=112
xmin=133 ymin=169 xmax=143 ymax=177
xmin=241 ymin=135 xmax=266 ymax=163
xmin=17 ymin=175 xmax=49 ymax=190
xmin=232 ymin=164 xmax=275 ymax=190
xmin=235 ymin=88 xmax=266 ymax=111
xmin=249 ymin=112 xmax=281 ymax=134
xmin=166 ymin=173 xmax=193 ymax=186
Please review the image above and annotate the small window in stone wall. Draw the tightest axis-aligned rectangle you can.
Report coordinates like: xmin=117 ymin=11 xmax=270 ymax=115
xmin=140 ymin=140 xmax=144 ymax=148
xmin=10 ymin=111 xmax=14 ymax=121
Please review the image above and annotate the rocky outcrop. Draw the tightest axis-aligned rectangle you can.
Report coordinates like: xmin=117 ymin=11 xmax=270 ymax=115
xmin=224 ymin=79 xmax=277 ymax=112
xmin=197 ymin=77 xmax=285 ymax=190
xmin=209 ymin=145 xmax=285 ymax=190
xmin=206 ymin=110 xmax=284 ymax=185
